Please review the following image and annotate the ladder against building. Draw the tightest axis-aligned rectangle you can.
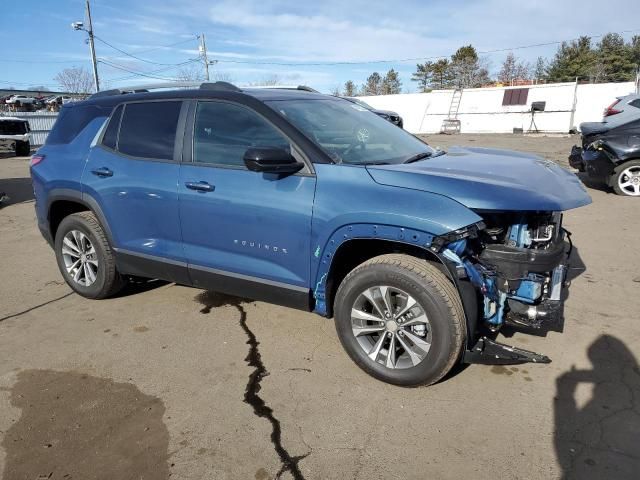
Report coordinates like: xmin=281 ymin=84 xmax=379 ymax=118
xmin=440 ymin=88 xmax=463 ymax=134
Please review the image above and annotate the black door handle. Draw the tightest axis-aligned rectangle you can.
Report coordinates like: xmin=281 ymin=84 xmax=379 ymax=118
xmin=185 ymin=181 xmax=215 ymax=192
xmin=91 ymin=167 xmax=113 ymax=177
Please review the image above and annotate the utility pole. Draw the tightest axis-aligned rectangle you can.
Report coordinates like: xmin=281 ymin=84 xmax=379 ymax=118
xmin=199 ymin=34 xmax=210 ymax=81
xmin=85 ymin=0 xmax=100 ymax=92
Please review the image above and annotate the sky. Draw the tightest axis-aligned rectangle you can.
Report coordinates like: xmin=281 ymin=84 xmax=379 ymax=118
xmin=2 ymin=0 xmax=639 ymax=93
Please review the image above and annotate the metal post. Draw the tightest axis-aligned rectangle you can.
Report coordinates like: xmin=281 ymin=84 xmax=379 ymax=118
xmin=568 ymin=76 xmax=579 ymax=133
xmin=200 ymin=34 xmax=210 ymax=81
xmin=85 ymin=0 xmax=100 ymax=92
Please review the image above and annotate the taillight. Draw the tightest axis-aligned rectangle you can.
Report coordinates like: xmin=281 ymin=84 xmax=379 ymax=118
xmin=30 ymin=154 xmax=45 ymax=166
xmin=604 ymin=99 xmax=622 ymax=117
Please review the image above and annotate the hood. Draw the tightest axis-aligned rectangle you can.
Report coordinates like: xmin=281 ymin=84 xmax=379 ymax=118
xmin=366 ymin=146 xmax=592 ymax=212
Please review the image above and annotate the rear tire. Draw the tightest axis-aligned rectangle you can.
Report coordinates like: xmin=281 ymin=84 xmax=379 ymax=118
xmin=15 ymin=140 xmax=30 ymax=157
xmin=334 ymin=254 xmax=465 ymax=387
xmin=54 ymin=212 xmax=126 ymax=299
xmin=611 ymin=160 xmax=640 ymax=196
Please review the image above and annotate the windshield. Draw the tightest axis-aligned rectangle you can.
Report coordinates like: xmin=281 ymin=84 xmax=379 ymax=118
xmin=267 ymin=98 xmax=433 ymax=165
xmin=0 ymin=121 xmax=28 ymax=135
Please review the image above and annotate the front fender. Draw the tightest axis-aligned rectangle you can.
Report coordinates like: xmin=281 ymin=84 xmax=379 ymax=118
xmin=310 ymin=164 xmax=482 ymax=315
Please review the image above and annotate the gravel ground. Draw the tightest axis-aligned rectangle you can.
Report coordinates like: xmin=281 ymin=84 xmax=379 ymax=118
xmin=1 ymin=135 xmax=638 ymax=480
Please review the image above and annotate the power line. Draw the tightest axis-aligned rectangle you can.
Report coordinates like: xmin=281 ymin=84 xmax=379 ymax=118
xmin=133 ymin=37 xmax=198 ymax=54
xmin=94 ymin=34 xmax=198 ymax=66
xmin=212 ymin=28 xmax=640 ymax=66
xmin=97 ymin=59 xmax=183 ymax=81
xmin=103 ymin=59 xmax=201 ymax=83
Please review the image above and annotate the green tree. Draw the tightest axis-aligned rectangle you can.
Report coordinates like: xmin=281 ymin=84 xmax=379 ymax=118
xmin=363 ymin=72 xmax=382 ymax=95
xmin=449 ymin=45 xmax=489 ymax=88
xmin=411 ymin=62 xmax=433 ymax=92
xmin=533 ymin=56 xmax=547 ymax=83
xmin=631 ymin=35 xmax=640 ymax=68
xmin=381 ymin=69 xmax=402 ymax=94
xmin=546 ymin=36 xmax=595 ymax=82
xmin=595 ymin=33 xmax=636 ymax=82
xmin=431 ymin=59 xmax=451 ymax=89
xmin=343 ymin=80 xmax=356 ymax=96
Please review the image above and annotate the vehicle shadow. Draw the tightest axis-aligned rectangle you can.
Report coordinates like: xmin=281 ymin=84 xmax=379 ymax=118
xmin=575 ymin=172 xmax=612 ymax=194
xmin=554 ymin=334 xmax=640 ymax=479
xmin=0 ymin=177 xmax=34 ymax=208
xmin=501 ymin=244 xmax=586 ymax=338
xmin=112 ymin=277 xmax=170 ymax=298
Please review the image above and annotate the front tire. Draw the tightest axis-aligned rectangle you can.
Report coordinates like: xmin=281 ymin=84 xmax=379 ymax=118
xmin=334 ymin=254 xmax=465 ymax=387
xmin=54 ymin=212 xmax=126 ymax=299
xmin=612 ymin=160 xmax=640 ymax=196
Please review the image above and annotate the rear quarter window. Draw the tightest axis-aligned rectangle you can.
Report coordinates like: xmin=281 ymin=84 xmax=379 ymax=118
xmin=101 ymin=104 xmax=123 ymax=150
xmin=46 ymin=104 xmax=111 ymax=145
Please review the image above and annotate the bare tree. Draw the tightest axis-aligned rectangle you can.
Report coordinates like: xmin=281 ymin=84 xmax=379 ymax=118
xmin=330 ymin=85 xmax=342 ymax=96
xmin=498 ymin=52 xmax=531 ymax=85
xmin=176 ymin=64 xmax=205 ymax=82
xmin=258 ymin=74 xmax=283 ymax=86
xmin=54 ymin=67 xmax=94 ymax=94
xmin=211 ymin=71 xmax=235 ymax=83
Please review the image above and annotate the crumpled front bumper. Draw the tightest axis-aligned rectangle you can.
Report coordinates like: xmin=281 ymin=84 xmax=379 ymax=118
xmin=568 ymin=145 xmax=616 ymax=180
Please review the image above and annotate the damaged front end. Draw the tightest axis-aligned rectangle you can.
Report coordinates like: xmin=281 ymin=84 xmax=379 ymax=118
xmin=433 ymin=212 xmax=572 ymax=365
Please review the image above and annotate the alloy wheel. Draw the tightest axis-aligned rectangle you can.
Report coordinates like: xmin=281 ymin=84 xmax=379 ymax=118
xmin=351 ymin=285 xmax=432 ymax=369
xmin=618 ymin=166 xmax=640 ymax=196
xmin=61 ymin=230 xmax=98 ymax=286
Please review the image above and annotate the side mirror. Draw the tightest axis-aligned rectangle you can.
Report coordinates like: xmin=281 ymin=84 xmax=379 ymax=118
xmin=243 ymin=147 xmax=304 ymax=174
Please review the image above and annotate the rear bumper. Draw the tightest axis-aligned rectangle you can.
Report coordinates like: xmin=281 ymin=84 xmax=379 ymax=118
xmin=37 ymin=215 xmax=53 ymax=247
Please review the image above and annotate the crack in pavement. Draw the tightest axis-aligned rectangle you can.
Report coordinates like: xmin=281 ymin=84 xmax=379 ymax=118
xmin=0 ymin=292 xmax=73 ymax=323
xmin=233 ymin=303 xmax=310 ymax=480
xmin=195 ymin=292 xmax=310 ymax=479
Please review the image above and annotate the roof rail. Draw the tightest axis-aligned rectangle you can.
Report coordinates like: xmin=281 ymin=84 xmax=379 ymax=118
xmin=89 ymin=81 xmax=243 ymax=99
xmin=246 ymin=85 xmax=319 ymax=93
xmin=199 ymin=81 xmax=241 ymax=92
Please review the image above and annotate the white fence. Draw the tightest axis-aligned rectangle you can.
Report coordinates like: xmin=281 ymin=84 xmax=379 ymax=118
xmin=361 ymin=81 xmax=639 ymax=135
xmin=0 ymin=111 xmax=59 ymax=146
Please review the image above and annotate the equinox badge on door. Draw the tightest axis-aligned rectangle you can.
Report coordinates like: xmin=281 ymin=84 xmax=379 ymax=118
xmin=234 ymin=239 xmax=288 ymax=254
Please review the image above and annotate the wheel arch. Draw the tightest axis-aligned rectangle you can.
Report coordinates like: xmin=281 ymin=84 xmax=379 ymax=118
xmin=318 ymin=236 xmax=480 ymax=349
xmin=47 ymin=189 xmax=114 ymax=246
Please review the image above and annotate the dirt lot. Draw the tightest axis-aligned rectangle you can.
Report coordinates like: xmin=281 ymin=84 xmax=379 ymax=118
xmin=1 ymin=135 xmax=639 ymax=480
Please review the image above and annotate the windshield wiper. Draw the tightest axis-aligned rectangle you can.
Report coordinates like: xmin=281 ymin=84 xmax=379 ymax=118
xmin=402 ymin=152 xmax=433 ymax=164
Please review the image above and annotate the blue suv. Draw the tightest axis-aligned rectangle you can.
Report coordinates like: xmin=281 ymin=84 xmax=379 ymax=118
xmin=31 ymin=82 xmax=591 ymax=386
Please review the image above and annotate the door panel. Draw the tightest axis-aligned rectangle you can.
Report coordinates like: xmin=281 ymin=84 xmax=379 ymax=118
xmin=83 ymin=147 xmax=184 ymax=263
xmin=81 ymin=100 xmax=187 ymax=283
xmin=178 ymin=100 xmax=316 ymax=290
xmin=179 ymin=165 xmax=315 ymax=287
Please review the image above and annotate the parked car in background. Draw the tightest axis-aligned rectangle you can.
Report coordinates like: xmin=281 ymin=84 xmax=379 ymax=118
xmin=32 ymin=82 xmax=590 ymax=386
xmin=601 ymin=93 xmax=640 ymax=126
xmin=569 ymin=93 xmax=640 ymax=196
xmin=5 ymin=95 xmax=36 ymax=106
xmin=343 ymin=97 xmax=404 ymax=128
xmin=0 ymin=117 xmax=31 ymax=155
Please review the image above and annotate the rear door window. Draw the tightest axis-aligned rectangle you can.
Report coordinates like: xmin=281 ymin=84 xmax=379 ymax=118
xmin=117 ymin=101 xmax=182 ymax=160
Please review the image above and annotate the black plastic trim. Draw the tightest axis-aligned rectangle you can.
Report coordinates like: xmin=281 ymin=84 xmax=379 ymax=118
xmin=189 ymin=264 xmax=312 ymax=311
xmin=113 ymin=248 xmax=191 ymax=285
